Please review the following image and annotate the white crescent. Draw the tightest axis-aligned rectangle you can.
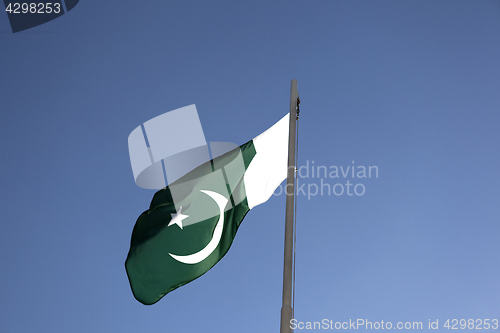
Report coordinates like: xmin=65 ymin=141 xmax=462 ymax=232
xmin=168 ymin=190 xmax=228 ymax=264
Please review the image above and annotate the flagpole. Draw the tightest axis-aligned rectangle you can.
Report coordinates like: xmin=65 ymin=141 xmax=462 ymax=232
xmin=280 ymin=79 xmax=299 ymax=333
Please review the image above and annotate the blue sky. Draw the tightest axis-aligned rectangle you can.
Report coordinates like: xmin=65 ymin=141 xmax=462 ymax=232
xmin=1 ymin=1 xmax=499 ymax=332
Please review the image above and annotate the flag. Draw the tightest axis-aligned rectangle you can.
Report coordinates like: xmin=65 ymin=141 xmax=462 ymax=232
xmin=125 ymin=114 xmax=289 ymax=305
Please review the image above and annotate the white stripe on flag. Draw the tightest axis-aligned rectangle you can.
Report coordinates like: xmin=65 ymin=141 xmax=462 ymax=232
xmin=244 ymin=114 xmax=290 ymax=209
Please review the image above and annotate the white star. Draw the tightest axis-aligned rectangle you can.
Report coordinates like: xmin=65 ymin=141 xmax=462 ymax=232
xmin=168 ymin=207 xmax=189 ymax=229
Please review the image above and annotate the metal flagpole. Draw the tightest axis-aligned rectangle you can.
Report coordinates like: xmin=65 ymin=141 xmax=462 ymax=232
xmin=280 ymin=79 xmax=299 ymax=333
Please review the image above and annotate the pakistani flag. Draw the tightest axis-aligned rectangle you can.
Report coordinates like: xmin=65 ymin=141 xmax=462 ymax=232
xmin=125 ymin=114 xmax=290 ymax=305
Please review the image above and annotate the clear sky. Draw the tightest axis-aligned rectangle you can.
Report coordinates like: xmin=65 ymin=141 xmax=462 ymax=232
xmin=1 ymin=1 xmax=499 ymax=332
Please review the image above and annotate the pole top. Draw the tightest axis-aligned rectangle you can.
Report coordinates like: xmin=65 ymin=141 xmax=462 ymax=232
xmin=290 ymin=80 xmax=299 ymax=102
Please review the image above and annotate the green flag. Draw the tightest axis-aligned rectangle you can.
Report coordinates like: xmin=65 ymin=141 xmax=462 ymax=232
xmin=125 ymin=114 xmax=289 ymax=305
